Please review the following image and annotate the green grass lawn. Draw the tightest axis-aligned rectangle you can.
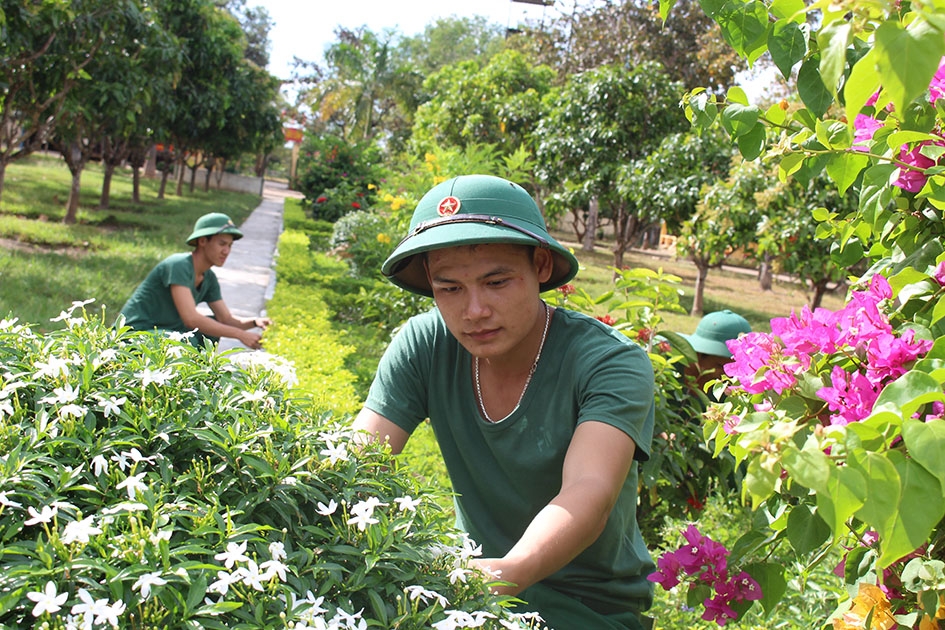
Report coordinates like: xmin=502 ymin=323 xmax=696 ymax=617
xmin=0 ymin=155 xmax=260 ymax=328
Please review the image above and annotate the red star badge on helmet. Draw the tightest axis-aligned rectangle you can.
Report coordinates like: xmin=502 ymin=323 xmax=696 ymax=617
xmin=436 ymin=196 xmax=461 ymax=216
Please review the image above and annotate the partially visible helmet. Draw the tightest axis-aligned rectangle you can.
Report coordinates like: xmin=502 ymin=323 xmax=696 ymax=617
xmin=381 ymin=175 xmax=578 ymax=297
xmin=186 ymin=213 xmax=243 ymax=246
xmin=682 ymin=310 xmax=752 ymax=357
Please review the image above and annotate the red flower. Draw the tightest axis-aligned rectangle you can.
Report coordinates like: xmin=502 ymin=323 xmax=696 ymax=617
xmin=316 ymin=196 xmax=327 ymax=203
xmin=596 ymin=314 xmax=617 ymax=326
xmin=558 ymin=284 xmax=576 ymax=296
xmin=351 ymin=202 xmax=361 ymax=209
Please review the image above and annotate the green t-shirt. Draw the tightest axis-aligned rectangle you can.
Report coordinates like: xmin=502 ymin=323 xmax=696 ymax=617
xmin=120 ymin=253 xmax=221 ymax=333
xmin=364 ymin=306 xmax=656 ymax=617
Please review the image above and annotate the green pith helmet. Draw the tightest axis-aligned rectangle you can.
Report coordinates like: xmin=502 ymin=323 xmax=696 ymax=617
xmin=681 ymin=310 xmax=752 ymax=358
xmin=381 ymin=175 xmax=579 ymax=297
xmin=186 ymin=213 xmax=244 ymax=246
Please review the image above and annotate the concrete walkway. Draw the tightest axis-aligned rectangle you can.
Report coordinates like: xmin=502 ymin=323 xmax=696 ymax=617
xmin=208 ymin=180 xmax=302 ymax=352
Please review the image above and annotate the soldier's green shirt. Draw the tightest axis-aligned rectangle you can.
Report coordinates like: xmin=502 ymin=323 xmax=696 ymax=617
xmin=120 ymin=253 xmax=221 ymax=333
xmin=364 ymin=306 xmax=656 ymax=627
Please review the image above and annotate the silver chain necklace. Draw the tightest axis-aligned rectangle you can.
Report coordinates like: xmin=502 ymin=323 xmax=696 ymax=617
xmin=474 ymin=301 xmax=551 ymax=424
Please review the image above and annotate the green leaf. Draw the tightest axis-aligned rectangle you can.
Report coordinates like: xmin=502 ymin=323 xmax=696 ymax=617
xmin=858 ymin=164 xmax=897 ymax=223
xmin=716 ymin=0 xmax=770 ymax=60
xmin=887 ymin=130 xmax=943 ymax=149
xmin=850 ymin=451 xmax=901 ymax=537
xmin=744 ymin=562 xmax=788 ymax=615
xmin=770 ymin=0 xmax=805 ymax=20
xmin=721 ymin=103 xmax=761 ymax=137
xmin=816 ymin=465 xmax=866 ymax=536
xmin=878 ymin=452 xmax=945 ymax=567
xmin=844 ymin=48 xmax=883 ymax=123
xmin=825 ymin=152 xmax=868 ymax=195
xmin=737 ymin=123 xmax=767 ymax=160
xmin=874 ymin=20 xmax=945 ymax=116
xmin=902 ymin=418 xmax=945 ymax=484
xmin=786 ymin=504 xmax=831 ymax=555
xmin=872 ymin=370 xmax=945 ymax=419
xmin=768 ymin=20 xmax=807 ymax=79
xmin=782 ymin=446 xmax=831 ymax=494
xmin=815 ymin=119 xmax=852 ymax=149
xmin=658 ymin=0 xmax=677 ymax=21
xmin=778 ymin=152 xmax=807 ymax=181
xmin=817 ymin=20 xmax=852 ymax=96
xmin=797 ymin=56 xmax=833 ymax=118
xmin=727 ymin=85 xmax=750 ymax=106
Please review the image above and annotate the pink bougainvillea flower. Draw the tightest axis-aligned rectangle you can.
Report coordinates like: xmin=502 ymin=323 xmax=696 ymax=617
xmin=929 ymin=57 xmax=945 ymax=104
xmin=817 ymin=366 xmax=882 ymax=425
xmin=702 ymin=595 xmax=739 ymax=626
xmin=932 ymin=261 xmax=945 ymax=286
xmin=894 ymin=142 xmax=938 ymax=193
xmin=852 ymin=114 xmax=884 ymax=152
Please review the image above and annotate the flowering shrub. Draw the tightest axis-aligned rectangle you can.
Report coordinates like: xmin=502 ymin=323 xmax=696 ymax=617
xmin=0 ymin=304 xmax=546 ymax=629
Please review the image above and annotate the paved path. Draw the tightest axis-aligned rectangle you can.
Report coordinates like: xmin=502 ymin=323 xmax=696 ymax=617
xmin=207 ymin=180 xmax=302 ymax=353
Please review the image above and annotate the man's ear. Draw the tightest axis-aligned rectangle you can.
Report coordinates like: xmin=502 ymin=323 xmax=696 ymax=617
xmin=533 ymin=248 xmax=554 ymax=284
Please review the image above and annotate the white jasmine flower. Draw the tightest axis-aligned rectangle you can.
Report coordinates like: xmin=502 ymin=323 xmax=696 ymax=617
xmin=111 ymin=451 xmax=130 ymax=471
xmin=97 ymin=395 xmax=126 ymax=418
xmin=351 ymin=496 xmax=385 ymax=515
xmin=135 ymin=367 xmax=174 ymax=387
xmin=432 ymin=610 xmax=477 ymax=630
xmin=214 ymin=540 xmax=249 ymax=568
xmin=394 ymin=495 xmax=421 ymax=512
xmin=0 ymin=317 xmax=18 ymax=329
xmin=150 ymin=530 xmax=173 ymax=545
xmin=0 ymin=491 xmax=21 ymax=508
xmin=91 ymin=455 xmax=108 ymax=477
xmin=40 ymin=384 xmax=79 ymax=404
xmin=260 ymin=558 xmax=288 ymax=582
xmin=116 ymin=472 xmax=147 ymax=500
xmin=165 ymin=330 xmax=194 ymax=342
xmin=238 ymin=389 xmax=268 ymax=403
xmin=319 ymin=441 xmax=348 ymax=465
xmin=94 ymin=348 xmax=118 ymax=367
xmin=124 ymin=448 xmax=156 ymax=465
xmin=269 ymin=541 xmax=286 ymax=561
xmin=282 ymin=476 xmax=298 ymax=485
xmin=96 ymin=599 xmax=125 ymax=627
xmin=404 ymin=585 xmax=449 ymax=608
xmin=33 ymin=357 xmax=71 ymax=380
xmin=448 ymin=567 xmax=469 ymax=584
xmin=348 ymin=510 xmax=379 ymax=531
xmin=316 ymin=500 xmax=338 ymax=516
xmin=156 ymin=432 xmax=170 ymax=443
xmin=235 ymin=560 xmax=266 ymax=591
xmin=208 ymin=570 xmax=239 ymax=596
xmin=58 ymin=404 xmax=88 ymax=419
xmin=25 ymin=504 xmax=58 ymax=526
xmin=101 ymin=502 xmax=148 ymax=515
xmin=133 ymin=572 xmax=167 ymax=599
xmin=61 ymin=516 xmax=102 ymax=544
xmin=0 ymin=397 xmax=12 ymax=418
xmin=26 ymin=581 xmax=68 ymax=617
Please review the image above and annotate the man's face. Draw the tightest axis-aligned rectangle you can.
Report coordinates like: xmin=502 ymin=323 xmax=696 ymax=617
xmin=200 ymin=234 xmax=235 ymax=267
xmin=425 ymin=243 xmax=552 ymax=362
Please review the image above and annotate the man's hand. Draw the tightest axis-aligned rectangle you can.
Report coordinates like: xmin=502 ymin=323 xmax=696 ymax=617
xmin=238 ymin=329 xmax=264 ymax=350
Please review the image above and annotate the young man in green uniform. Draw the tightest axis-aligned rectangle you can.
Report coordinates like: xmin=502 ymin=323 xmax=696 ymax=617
xmin=353 ymin=175 xmax=655 ymax=629
xmin=681 ymin=310 xmax=752 ymax=395
xmin=119 ymin=212 xmax=271 ymax=349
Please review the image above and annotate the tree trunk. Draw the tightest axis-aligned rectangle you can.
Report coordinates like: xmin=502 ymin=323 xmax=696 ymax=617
xmin=64 ymin=169 xmax=83 ymax=225
xmin=254 ymin=152 xmax=267 ymax=177
xmin=158 ymin=169 xmax=169 ymax=199
xmin=0 ymin=161 xmax=6 ymax=206
xmin=99 ymin=163 xmax=114 ymax=209
xmin=690 ymin=260 xmax=710 ymax=317
xmin=204 ymin=160 xmax=213 ymax=192
xmin=188 ymin=161 xmax=197 ymax=193
xmin=132 ymin=167 xmax=141 ymax=203
xmin=759 ymin=252 xmax=773 ymax=291
xmin=583 ymin=197 xmax=598 ymax=252
xmin=63 ymin=142 xmax=86 ymax=225
xmin=810 ymin=277 xmax=829 ymax=309
xmin=175 ymin=156 xmax=186 ymax=196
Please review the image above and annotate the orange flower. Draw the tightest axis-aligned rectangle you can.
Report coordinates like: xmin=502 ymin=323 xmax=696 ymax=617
xmin=832 ymin=583 xmax=897 ymax=630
